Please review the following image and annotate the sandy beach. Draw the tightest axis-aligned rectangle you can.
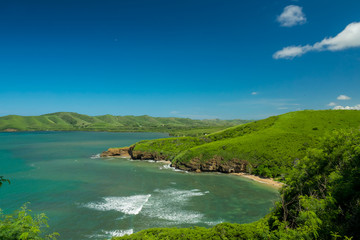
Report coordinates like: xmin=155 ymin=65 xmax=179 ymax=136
xmin=231 ymin=172 xmax=284 ymax=189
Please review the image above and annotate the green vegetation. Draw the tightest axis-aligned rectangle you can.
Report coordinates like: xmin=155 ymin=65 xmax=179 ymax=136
xmin=3 ymin=110 xmax=360 ymax=239
xmin=0 ymin=204 xmax=59 ymax=240
xmin=133 ymin=137 xmax=210 ymax=160
xmin=114 ymin=130 xmax=360 ymax=239
xmin=132 ymin=110 xmax=360 ymax=178
xmin=1 ymin=180 xmax=58 ymax=240
xmin=0 ymin=112 xmax=250 ymax=134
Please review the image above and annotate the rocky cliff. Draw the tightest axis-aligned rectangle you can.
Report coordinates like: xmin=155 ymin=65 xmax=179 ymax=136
xmin=100 ymin=146 xmax=169 ymax=161
xmin=173 ymin=156 xmax=249 ymax=173
xmin=130 ymin=150 xmax=169 ymax=161
xmin=101 ymin=146 xmax=249 ymax=174
xmin=100 ymin=147 xmax=132 ymax=158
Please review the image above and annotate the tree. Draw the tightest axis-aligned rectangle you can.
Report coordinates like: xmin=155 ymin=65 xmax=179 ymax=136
xmin=270 ymin=130 xmax=360 ymax=239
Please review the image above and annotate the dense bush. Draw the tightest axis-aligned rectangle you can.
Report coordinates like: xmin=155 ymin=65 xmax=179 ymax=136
xmin=270 ymin=130 xmax=360 ymax=239
xmin=0 ymin=204 xmax=59 ymax=240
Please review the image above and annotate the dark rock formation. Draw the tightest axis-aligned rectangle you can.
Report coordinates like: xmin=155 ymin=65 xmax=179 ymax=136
xmin=130 ymin=150 xmax=169 ymax=161
xmin=173 ymin=156 xmax=248 ymax=173
xmin=101 ymin=146 xmax=169 ymax=161
xmin=101 ymin=147 xmax=248 ymax=174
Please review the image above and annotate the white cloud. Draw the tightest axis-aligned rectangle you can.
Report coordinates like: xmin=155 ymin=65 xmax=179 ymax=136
xmin=273 ymin=45 xmax=312 ymax=59
xmin=251 ymin=92 xmax=258 ymax=95
xmin=328 ymin=102 xmax=337 ymax=106
xmin=333 ymin=104 xmax=360 ymax=110
xmin=277 ymin=5 xmax=307 ymax=27
xmin=273 ymin=22 xmax=360 ymax=59
xmin=337 ymin=95 xmax=351 ymax=100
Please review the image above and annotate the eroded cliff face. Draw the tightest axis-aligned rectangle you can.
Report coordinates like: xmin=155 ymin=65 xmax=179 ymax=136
xmin=100 ymin=146 xmax=169 ymax=161
xmin=100 ymin=147 xmax=132 ymax=158
xmin=130 ymin=150 xmax=169 ymax=161
xmin=101 ymin=147 xmax=248 ymax=174
xmin=173 ymin=156 xmax=249 ymax=173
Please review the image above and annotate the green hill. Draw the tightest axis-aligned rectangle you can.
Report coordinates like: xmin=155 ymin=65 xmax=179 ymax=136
xmin=0 ymin=112 xmax=250 ymax=134
xmin=115 ymin=130 xmax=360 ymax=239
xmin=130 ymin=110 xmax=360 ymax=178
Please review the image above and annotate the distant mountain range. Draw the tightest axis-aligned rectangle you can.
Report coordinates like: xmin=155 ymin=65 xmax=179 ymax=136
xmin=0 ymin=112 xmax=251 ymax=133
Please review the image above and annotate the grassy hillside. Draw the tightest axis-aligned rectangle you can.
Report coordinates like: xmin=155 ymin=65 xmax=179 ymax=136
xmin=114 ymin=130 xmax=360 ymax=239
xmin=0 ymin=112 xmax=250 ymax=134
xmin=131 ymin=110 xmax=360 ymax=177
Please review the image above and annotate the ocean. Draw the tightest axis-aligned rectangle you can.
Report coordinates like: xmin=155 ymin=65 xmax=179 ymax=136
xmin=0 ymin=132 xmax=279 ymax=239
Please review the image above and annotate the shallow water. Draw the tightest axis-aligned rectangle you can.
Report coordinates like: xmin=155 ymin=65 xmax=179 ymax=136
xmin=0 ymin=132 xmax=279 ymax=239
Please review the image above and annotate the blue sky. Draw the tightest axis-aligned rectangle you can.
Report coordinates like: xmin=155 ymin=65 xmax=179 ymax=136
xmin=1 ymin=0 xmax=359 ymax=119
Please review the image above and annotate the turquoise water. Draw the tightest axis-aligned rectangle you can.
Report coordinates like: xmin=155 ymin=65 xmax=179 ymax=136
xmin=0 ymin=132 xmax=279 ymax=239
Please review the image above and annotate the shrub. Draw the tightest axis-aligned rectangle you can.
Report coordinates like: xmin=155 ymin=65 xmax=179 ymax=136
xmin=0 ymin=204 xmax=59 ymax=240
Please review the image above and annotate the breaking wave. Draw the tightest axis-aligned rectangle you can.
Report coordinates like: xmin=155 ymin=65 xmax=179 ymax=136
xmin=87 ymin=229 xmax=133 ymax=239
xmin=142 ymin=188 xmax=209 ymax=224
xmin=160 ymin=164 xmax=188 ymax=173
xmin=90 ymin=153 xmax=101 ymax=159
xmin=104 ymin=229 xmax=133 ymax=237
xmin=84 ymin=194 xmax=151 ymax=215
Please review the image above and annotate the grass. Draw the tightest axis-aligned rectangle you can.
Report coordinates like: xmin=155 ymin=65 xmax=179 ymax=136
xmin=113 ymin=114 xmax=360 ymax=240
xmin=0 ymin=112 xmax=250 ymax=134
xmin=132 ymin=110 xmax=360 ymax=177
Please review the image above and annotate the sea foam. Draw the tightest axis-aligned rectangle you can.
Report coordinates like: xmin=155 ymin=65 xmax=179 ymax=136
xmin=90 ymin=153 xmax=101 ymax=159
xmin=85 ymin=194 xmax=151 ymax=215
xmin=87 ymin=229 xmax=133 ymax=239
xmin=160 ymin=164 xmax=188 ymax=173
xmin=104 ymin=229 xmax=133 ymax=237
xmin=142 ymin=188 xmax=208 ymax=224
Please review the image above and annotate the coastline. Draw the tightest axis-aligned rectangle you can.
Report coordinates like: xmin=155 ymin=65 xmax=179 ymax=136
xmin=100 ymin=147 xmax=283 ymax=189
xmin=231 ymin=172 xmax=284 ymax=189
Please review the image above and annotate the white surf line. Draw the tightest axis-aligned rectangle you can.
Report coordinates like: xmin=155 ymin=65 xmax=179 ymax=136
xmin=84 ymin=194 xmax=151 ymax=215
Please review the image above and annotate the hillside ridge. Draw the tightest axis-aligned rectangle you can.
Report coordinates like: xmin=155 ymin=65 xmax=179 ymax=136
xmin=0 ymin=112 xmax=250 ymax=134
xmin=109 ymin=110 xmax=360 ymax=178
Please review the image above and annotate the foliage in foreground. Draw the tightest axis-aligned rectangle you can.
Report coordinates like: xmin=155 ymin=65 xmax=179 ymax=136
xmin=114 ymin=130 xmax=360 ymax=239
xmin=0 ymin=204 xmax=59 ymax=240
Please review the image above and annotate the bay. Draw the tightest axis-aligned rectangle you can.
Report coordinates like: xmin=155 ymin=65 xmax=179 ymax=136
xmin=0 ymin=132 xmax=279 ymax=239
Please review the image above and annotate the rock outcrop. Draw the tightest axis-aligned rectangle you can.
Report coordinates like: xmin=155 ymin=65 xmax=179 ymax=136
xmin=100 ymin=147 xmax=132 ymax=158
xmin=130 ymin=150 xmax=168 ymax=161
xmin=100 ymin=146 xmax=169 ymax=161
xmin=173 ymin=156 xmax=249 ymax=173
xmin=101 ymin=147 xmax=248 ymax=174
xmin=2 ymin=128 xmax=18 ymax=132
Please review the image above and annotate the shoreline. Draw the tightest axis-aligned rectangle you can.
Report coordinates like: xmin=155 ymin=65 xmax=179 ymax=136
xmin=101 ymin=152 xmax=283 ymax=189
xmin=231 ymin=172 xmax=284 ymax=189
